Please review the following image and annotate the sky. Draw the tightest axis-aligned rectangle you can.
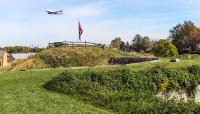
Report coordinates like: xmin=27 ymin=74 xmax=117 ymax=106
xmin=0 ymin=0 xmax=200 ymax=47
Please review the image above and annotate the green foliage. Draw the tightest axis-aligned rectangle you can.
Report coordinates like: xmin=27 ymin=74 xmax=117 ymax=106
xmin=125 ymin=42 xmax=130 ymax=52
xmin=154 ymin=39 xmax=178 ymax=57
xmin=110 ymin=37 xmax=125 ymax=51
xmin=1 ymin=46 xmax=45 ymax=53
xmin=158 ymin=78 xmax=169 ymax=92
xmin=188 ymin=65 xmax=200 ymax=75
xmin=30 ymin=47 xmax=45 ymax=53
xmin=130 ymin=34 xmax=155 ymax=53
xmin=44 ymin=65 xmax=200 ymax=113
xmin=52 ymin=42 xmax=66 ymax=47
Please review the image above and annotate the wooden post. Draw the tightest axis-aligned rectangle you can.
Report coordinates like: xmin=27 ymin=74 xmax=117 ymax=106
xmin=48 ymin=42 xmax=50 ymax=48
xmin=85 ymin=41 xmax=87 ymax=47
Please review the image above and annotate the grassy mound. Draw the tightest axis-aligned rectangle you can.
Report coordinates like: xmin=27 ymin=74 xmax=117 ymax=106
xmin=44 ymin=65 xmax=200 ymax=113
xmin=11 ymin=47 xmax=133 ymax=71
xmin=36 ymin=47 xmax=127 ymax=67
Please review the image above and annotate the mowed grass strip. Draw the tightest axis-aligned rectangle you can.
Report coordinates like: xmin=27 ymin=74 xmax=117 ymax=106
xmin=0 ymin=70 xmax=112 ymax=114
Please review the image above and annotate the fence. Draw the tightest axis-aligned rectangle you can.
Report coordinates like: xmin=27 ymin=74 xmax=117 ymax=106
xmin=48 ymin=41 xmax=105 ymax=48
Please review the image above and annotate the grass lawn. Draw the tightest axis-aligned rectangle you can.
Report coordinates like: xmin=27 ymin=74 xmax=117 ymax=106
xmin=0 ymin=59 xmax=200 ymax=113
xmin=0 ymin=69 xmax=112 ymax=114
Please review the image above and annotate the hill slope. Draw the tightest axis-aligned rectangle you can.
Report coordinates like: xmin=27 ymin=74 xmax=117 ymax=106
xmin=11 ymin=47 xmax=133 ymax=71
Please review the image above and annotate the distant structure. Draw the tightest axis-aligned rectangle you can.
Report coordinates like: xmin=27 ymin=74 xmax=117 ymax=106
xmin=12 ymin=53 xmax=37 ymax=60
xmin=0 ymin=51 xmax=11 ymax=67
xmin=0 ymin=51 xmax=38 ymax=67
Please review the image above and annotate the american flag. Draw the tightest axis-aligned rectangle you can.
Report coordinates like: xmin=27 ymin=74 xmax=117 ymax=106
xmin=78 ymin=21 xmax=83 ymax=41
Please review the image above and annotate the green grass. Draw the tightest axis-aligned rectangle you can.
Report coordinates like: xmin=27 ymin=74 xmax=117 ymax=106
xmin=127 ymin=58 xmax=200 ymax=71
xmin=1 ymin=59 xmax=200 ymax=113
xmin=0 ymin=69 xmax=112 ymax=114
xmin=43 ymin=59 xmax=200 ymax=113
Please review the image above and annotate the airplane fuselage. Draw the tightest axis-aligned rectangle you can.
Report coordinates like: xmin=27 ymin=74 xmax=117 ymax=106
xmin=46 ymin=10 xmax=63 ymax=15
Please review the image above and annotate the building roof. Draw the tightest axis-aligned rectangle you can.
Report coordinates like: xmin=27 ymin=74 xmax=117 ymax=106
xmin=12 ymin=53 xmax=37 ymax=60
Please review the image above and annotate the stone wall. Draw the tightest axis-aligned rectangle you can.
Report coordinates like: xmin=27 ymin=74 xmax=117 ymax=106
xmin=156 ymin=85 xmax=200 ymax=102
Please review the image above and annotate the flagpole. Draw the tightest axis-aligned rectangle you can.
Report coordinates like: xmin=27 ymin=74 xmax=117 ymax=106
xmin=78 ymin=20 xmax=79 ymax=44
xmin=78 ymin=20 xmax=80 ymax=44
xmin=78 ymin=20 xmax=83 ymax=44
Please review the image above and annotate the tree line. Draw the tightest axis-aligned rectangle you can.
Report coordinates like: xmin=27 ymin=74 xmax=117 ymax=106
xmin=0 ymin=46 xmax=45 ymax=53
xmin=110 ymin=20 xmax=200 ymax=57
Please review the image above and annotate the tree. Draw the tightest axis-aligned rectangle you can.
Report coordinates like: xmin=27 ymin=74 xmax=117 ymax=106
xmin=169 ymin=21 xmax=200 ymax=53
xmin=125 ymin=42 xmax=130 ymax=52
xmin=131 ymin=34 xmax=153 ymax=52
xmin=53 ymin=42 xmax=65 ymax=47
xmin=154 ymin=39 xmax=178 ymax=57
xmin=4 ymin=46 xmax=29 ymax=53
xmin=110 ymin=37 xmax=125 ymax=51
xmin=120 ymin=41 xmax=125 ymax=51
xmin=30 ymin=47 xmax=45 ymax=53
xmin=141 ymin=36 xmax=152 ymax=52
xmin=2 ymin=46 xmax=45 ymax=53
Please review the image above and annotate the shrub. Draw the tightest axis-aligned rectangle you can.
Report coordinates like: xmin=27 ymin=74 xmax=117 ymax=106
xmin=188 ymin=65 xmax=200 ymax=75
xmin=154 ymin=39 xmax=178 ymax=57
xmin=188 ymin=65 xmax=200 ymax=90
xmin=44 ymin=66 xmax=200 ymax=113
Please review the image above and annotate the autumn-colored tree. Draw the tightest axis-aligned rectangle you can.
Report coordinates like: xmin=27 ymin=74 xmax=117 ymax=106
xmin=169 ymin=21 xmax=200 ymax=53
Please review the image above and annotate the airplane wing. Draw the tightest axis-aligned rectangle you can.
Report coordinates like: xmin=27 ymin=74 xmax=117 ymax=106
xmin=46 ymin=9 xmax=53 ymax=12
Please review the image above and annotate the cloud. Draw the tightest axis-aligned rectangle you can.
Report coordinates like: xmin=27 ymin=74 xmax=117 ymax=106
xmin=179 ymin=0 xmax=200 ymax=7
xmin=64 ymin=3 xmax=106 ymax=18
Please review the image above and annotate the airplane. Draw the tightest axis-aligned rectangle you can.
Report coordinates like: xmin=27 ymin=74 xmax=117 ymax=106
xmin=46 ymin=9 xmax=63 ymax=15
